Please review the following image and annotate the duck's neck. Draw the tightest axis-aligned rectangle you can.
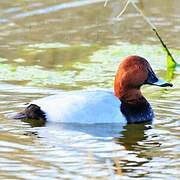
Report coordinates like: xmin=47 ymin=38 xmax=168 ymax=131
xmin=115 ymin=88 xmax=154 ymax=123
xmin=117 ymin=88 xmax=146 ymax=105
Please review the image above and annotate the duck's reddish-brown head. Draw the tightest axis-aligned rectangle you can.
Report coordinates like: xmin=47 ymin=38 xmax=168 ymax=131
xmin=114 ymin=56 xmax=172 ymax=102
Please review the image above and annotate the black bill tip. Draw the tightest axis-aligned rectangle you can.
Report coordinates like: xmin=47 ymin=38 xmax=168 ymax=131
xmin=151 ymin=79 xmax=173 ymax=87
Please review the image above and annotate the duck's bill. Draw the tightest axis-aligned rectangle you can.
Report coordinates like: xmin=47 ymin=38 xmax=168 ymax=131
xmin=151 ymin=79 xmax=173 ymax=87
xmin=146 ymin=66 xmax=173 ymax=87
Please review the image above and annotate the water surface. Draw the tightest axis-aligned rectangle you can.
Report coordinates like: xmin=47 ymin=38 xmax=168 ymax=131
xmin=0 ymin=0 xmax=179 ymax=179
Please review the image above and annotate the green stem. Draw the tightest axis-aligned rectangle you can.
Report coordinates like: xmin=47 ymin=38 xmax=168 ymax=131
xmin=130 ymin=1 xmax=175 ymax=62
xmin=152 ymin=28 xmax=176 ymax=65
xmin=105 ymin=0 xmax=177 ymax=66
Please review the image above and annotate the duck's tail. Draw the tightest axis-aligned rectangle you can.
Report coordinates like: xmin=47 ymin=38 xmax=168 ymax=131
xmin=14 ymin=104 xmax=46 ymax=120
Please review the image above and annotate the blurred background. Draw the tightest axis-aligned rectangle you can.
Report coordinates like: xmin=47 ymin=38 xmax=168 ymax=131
xmin=0 ymin=0 xmax=179 ymax=179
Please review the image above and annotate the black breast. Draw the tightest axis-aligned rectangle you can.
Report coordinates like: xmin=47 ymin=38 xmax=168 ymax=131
xmin=120 ymin=101 xmax=154 ymax=123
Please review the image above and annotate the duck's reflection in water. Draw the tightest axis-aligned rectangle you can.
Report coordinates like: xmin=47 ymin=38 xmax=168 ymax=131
xmin=24 ymin=119 xmax=160 ymax=177
xmin=113 ymin=123 xmax=161 ymax=177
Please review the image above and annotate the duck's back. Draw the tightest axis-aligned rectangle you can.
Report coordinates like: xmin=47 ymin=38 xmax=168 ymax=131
xmin=31 ymin=90 xmax=126 ymax=124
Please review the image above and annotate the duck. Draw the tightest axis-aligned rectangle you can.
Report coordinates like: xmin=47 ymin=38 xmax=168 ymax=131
xmin=14 ymin=55 xmax=172 ymax=124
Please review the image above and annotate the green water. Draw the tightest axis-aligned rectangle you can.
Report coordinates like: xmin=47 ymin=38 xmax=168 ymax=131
xmin=0 ymin=0 xmax=179 ymax=179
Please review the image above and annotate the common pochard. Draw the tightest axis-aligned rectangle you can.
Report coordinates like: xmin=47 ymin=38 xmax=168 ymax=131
xmin=14 ymin=56 xmax=172 ymax=124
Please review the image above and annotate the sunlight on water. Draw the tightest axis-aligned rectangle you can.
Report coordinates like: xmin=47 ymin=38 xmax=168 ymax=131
xmin=0 ymin=0 xmax=179 ymax=179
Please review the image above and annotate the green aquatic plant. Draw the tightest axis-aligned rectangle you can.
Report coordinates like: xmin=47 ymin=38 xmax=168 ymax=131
xmin=0 ymin=43 xmax=179 ymax=89
xmin=104 ymin=0 xmax=178 ymax=73
xmin=153 ymin=29 xmax=177 ymax=68
xmin=166 ymin=54 xmax=176 ymax=81
xmin=154 ymin=29 xmax=177 ymax=81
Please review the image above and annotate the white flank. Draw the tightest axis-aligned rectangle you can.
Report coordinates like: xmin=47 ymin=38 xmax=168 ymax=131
xmin=31 ymin=90 xmax=127 ymax=124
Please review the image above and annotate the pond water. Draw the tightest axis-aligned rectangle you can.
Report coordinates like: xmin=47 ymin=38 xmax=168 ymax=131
xmin=0 ymin=0 xmax=179 ymax=179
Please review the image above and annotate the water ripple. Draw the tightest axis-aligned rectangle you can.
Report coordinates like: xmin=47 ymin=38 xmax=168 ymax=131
xmin=13 ymin=0 xmax=105 ymax=19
